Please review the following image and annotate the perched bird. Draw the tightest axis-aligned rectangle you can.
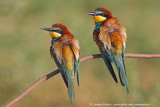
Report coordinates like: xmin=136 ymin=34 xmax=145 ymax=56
xmin=41 ymin=24 xmax=80 ymax=103
xmin=86 ymin=7 xmax=129 ymax=93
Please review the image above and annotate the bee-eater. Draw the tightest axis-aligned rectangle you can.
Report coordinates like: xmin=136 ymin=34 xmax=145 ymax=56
xmin=86 ymin=7 xmax=129 ymax=93
xmin=41 ymin=24 xmax=80 ymax=103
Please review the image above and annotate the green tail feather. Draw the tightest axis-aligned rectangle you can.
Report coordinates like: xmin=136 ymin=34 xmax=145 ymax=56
xmin=74 ymin=60 xmax=80 ymax=86
xmin=101 ymin=53 xmax=118 ymax=83
xmin=99 ymin=43 xmax=118 ymax=83
xmin=113 ymin=54 xmax=129 ymax=93
xmin=65 ymin=68 xmax=75 ymax=103
xmin=118 ymin=71 xmax=125 ymax=86
xmin=77 ymin=71 xmax=80 ymax=86
xmin=68 ymin=78 xmax=75 ymax=104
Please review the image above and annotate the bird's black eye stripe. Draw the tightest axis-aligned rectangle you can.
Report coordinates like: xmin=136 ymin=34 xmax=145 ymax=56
xmin=51 ymin=29 xmax=57 ymax=32
xmin=50 ymin=28 xmax=64 ymax=34
xmin=51 ymin=29 xmax=59 ymax=32
xmin=98 ymin=13 xmax=108 ymax=18
xmin=104 ymin=14 xmax=109 ymax=17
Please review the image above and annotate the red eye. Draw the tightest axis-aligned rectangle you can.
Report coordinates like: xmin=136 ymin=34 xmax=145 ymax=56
xmin=101 ymin=13 xmax=104 ymax=16
xmin=57 ymin=29 xmax=60 ymax=32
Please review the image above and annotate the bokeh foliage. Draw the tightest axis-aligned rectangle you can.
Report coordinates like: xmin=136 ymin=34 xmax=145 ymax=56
xmin=1 ymin=0 xmax=160 ymax=106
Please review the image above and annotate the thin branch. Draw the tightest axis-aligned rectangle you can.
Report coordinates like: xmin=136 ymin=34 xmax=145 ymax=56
xmin=125 ymin=53 xmax=160 ymax=58
xmin=5 ymin=53 xmax=160 ymax=107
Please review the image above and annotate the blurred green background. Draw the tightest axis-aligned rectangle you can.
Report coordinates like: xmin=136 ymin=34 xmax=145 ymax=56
xmin=1 ymin=0 xmax=160 ymax=106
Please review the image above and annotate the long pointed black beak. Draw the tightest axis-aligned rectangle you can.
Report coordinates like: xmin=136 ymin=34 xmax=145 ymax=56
xmin=40 ymin=28 xmax=52 ymax=32
xmin=85 ymin=12 xmax=96 ymax=16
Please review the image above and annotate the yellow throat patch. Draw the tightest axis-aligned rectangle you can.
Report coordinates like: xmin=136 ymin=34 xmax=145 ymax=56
xmin=49 ymin=32 xmax=61 ymax=38
xmin=93 ymin=16 xmax=106 ymax=22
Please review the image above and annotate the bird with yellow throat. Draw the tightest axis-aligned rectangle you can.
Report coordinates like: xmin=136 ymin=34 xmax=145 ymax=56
xmin=41 ymin=24 xmax=80 ymax=103
xmin=86 ymin=7 xmax=129 ymax=93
